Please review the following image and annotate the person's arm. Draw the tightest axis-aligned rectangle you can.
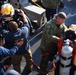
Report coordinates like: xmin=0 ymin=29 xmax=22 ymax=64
xmin=18 ymin=9 xmax=28 ymax=23
xmin=42 ymin=21 xmax=59 ymax=44
xmin=0 ymin=22 xmax=10 ymax=37
xmin=0 ymin=27 xmax=9 ymax=39
xmin=0 ymin=46 xmax=18 ymax=56
xmin=0 ymin=39 xmax=23 ymax=56
xmin=18 ymin=9 xmax=30 ymax=28
xmin=50 ymin=24 xmax=68 ymax=43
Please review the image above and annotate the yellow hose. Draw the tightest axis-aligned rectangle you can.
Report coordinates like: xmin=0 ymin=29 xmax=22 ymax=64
xmin=31 ymin=1 xmax=43 ymax=8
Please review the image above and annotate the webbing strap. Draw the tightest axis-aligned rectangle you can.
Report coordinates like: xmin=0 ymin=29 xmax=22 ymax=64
xmin=61 ymin=55 xmax=72 ymax=60
xmin=60 ymin=62 xmax=71 ymax=68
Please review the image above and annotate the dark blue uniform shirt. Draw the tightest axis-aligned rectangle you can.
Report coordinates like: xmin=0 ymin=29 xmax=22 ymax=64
xmin=0 ymin=46 xmax=18 ymax=75
xmin=0 ymin=22 xmax=30 ymax=55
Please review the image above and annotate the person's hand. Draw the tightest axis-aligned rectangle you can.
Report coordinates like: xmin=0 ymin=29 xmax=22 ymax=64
xmin=14 ymin=38 xmax=24 ymax=48
xmin=18 ymin=9 xmax=28 ymax=23
xmin=18 ymin=9 xmax=25 ymax=16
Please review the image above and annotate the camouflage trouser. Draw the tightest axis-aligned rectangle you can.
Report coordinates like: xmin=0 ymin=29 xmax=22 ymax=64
xmin=40 ymin=49 xmax=57 ymax=74
xmin=40 ymin=54 xmax=50 ymax=74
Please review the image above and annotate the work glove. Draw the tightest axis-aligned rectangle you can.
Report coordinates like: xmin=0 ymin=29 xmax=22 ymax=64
xmin=54 ymin=54 xmax=60 ymax=63
xmin=55 ymin=54 xmax=60 ymax=62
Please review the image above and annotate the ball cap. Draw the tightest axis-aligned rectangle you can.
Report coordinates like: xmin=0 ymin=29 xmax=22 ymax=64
xmin=57 ymin=12 xmax=67 ymax=19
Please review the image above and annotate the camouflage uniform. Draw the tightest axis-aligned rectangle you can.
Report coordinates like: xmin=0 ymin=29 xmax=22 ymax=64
xmin=42 ymin=0 xmax=61 ymax=9
xmin=40 ymin=19 xmax=67 ymax=74
xmin=42 ymin=0 xmax=61 ymax=21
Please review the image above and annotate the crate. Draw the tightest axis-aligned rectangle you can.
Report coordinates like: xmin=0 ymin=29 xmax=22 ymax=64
xmin=22 ymin=4 xmax=46 ymax=26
